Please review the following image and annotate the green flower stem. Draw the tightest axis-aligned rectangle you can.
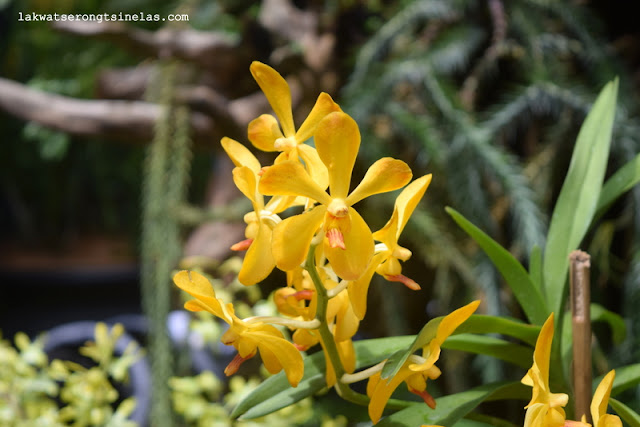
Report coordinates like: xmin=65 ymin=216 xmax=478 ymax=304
xmin=303 ymin=244 xmax=416 ymax=412
xmin=304 ymin=243 xmax=369 ymax=406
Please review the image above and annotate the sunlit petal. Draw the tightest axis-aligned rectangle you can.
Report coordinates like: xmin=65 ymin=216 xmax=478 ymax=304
xmin=221 ymin=137 xmax=262 ymax=172
xmin=173 ymin=271 xmax=229 ymax=322
xmin=250 ymin=61 xmax=295 ymax=137
xmin=259 ymin=160 xmax=332 ymax=205
xmin=324 ymin=208 xmax=374 ymax=280
xmin=348 ymin=252 xmax=386 ymax=320
xmin=248 ymin=114 xmax=282 ymax=152
xmin=409 ymin=300 xmax=480 ymax=372
xmin=238 ymin=223 xmax=275 ymax=286
xmin=368 ymin=364 xmax=415 ymax=424
xmin=591 ymin=370 xmax=620 ymax=427
xmin=346 ymin=158 xmax=413 ymax=206
xmin=296 ymin=92 xmax=341 ymax=143
xmin=297 ymin=144 xmax=329 ymax=190
xmin=232 ymin=166 xmax=259 ymax=209
xmin=272 ymin=206 xmax=326 ymax=271
xmin=315 ymin=112 xmax=360 ymax=199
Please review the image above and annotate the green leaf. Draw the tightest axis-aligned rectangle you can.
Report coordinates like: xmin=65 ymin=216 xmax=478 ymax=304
xmin=529 ymin=245 xmax=543 ymax=292
xmin=233 ymin=336 xmax=413 ymax=419
xmin=377 ymin=381 xmax=527 ymax=426
xmin=455 ymin=314 xmax=540 ymax=346
xmin=542 ymin=79 xmax=618 ymax=319
xmin=610 ymin=398 xmax=640 ymax=427
xmin=596 ymin=152 xmax=640 ymax=218
xmin=443 ymin=334 xmax=533 ymax=369
xmin=381 ymin=317 xmax=443 ymax=380
xmin=591 ymin=303 xmax=626 ymax=344
xmin=598 ymin=363 xmax=640 ymax=396
xmin=446 ymin=207 xmax=548 ymax=325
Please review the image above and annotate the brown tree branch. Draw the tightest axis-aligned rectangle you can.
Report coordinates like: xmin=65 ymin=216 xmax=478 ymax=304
xmin=0 ymin=76 xmax=216 ymax=146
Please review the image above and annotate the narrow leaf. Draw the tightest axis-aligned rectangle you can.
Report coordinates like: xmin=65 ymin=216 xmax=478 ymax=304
xmin=233 ymin=336 xmax=413 ymax=419
xmin=543 ymin=79 xmax=618 ymax=319
xmin=529 ymin=245 xmax=543 ymax=292
xmin=610 ymin=398 xmax=640 ymax=427
xmin=596 ymin=152 xmax=640 ymax=218
xmin=455 ymin=314 xmax=540 ymax=346
xmin=443 ymin=334 xmax=533 ymax=368
xmin=446 ymin=207 xmax=548 ymax=324
xmin=377 ymin=381 xmax=526 ymax=426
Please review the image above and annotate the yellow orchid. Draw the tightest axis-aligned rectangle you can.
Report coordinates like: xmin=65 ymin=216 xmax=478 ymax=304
xmin=366 ymin=300 xmax=480 ymax=424
xmin=522 ymin=314 xmax=622 ymax=427
xmin=347 ymin=174 xmax=432 ymax=320
xmin=248 ymin=61 xmax=340 ymax=188
xmin=221 ymin=137 xmax=295 ymax=285
xmin=173 ymin=270 xmax=304 ymax=387
xmin=259 ymin=111 xmax=413 ymax=280
xmin=373 ymin=174 xmax=432 ymax=289
xmin=589 ymin=370 xmax=622 ymax=427
xmin=521 ymin=313 xmax=568 ymax=427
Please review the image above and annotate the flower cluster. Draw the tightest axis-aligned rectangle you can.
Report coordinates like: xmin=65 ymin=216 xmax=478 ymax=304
xmin=522 ymin=314 xmax=622 ymax=427
xmin=173 ymin=61 xmax=477 ymax=424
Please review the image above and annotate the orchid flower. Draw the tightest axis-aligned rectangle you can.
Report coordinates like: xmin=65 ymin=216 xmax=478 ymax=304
xmin=367 ymin=300 xmax=480 ymax=424
xmin=173 ymin=270 xmax=304 ymax=387
xmin=259 ymin=111 xmax=412 ymax=280
xmin=248 ymin=61 xmax=340 ymax=188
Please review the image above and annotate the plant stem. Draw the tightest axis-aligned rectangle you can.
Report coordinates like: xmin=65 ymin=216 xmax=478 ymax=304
xmin=303 ymin=244 xmax=370 ymax=406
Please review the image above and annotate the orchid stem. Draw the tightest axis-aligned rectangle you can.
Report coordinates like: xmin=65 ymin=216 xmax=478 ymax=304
xmin=304 ymin=244 xmax=370 ymax=406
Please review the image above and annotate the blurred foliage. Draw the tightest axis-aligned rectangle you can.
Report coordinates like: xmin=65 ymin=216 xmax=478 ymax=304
xmin=0 ymin=323 xmax=140 ymax=426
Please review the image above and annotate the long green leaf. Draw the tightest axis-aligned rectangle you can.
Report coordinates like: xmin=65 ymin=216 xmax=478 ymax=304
xmin=443 ymin=334 xmax=533 ymax=368
xmin=455 ymin=314 xmax=540 ymax=346
xmin=596 ymin=152 xmax=640 ymax=218
xmin=542 ymin=79 xmax=618 ymax=319
xmin=232 ymin=336 xmax=413 ymax=419
xmin=610 ymin=398 xmax=640 ymax=427
xmin=377 ymin=381 xmax=527 ymax=426
xmin=446 ymin=207 xmax=548 ymax=324
xmin=597 ymin=363 xmax=640 ymax=396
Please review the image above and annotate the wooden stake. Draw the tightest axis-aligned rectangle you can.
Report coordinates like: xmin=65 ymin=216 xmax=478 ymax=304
xmin=569 ymin=250 xmax=592 ymax=423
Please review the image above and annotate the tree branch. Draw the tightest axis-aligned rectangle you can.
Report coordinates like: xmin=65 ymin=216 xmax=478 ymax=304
xmin=0 ymin=77 xmax=216 ymax=146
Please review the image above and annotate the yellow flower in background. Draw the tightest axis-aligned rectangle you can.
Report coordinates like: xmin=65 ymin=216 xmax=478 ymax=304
xmin=259 ymin=111 xmax=413 ymax=280
xmin=248 ymin=61 xmax=340 ymax=188
xmin=173 ymin=270 xmax=304 ymax=387
xmin=521 ymin=313 xmax=568 ymax=427
xmin=221 ymin=137 xmax=294 ymax=286
xmin=367 ymin=300 xmax=480 ymax=424
xmin=590 ymin=370 xmax=622 ymax=427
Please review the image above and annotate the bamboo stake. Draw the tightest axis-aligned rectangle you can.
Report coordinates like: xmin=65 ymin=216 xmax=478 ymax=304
xmin=569 ymin=250 xmax=592 ymax=423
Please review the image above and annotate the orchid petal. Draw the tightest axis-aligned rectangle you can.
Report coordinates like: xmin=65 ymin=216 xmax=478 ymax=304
xmin=591 ymin=370 xmax=619 ymax=427
xmin=272 ymin=206 xmax=326 ymax=271
xmin=248 ymin=114 xmax=282 ymax=152
xmin=238 ymin=223 xmax=275 ymax=286
xmin=297 ymin=144 xmax=329 ymax=190
xmin=173 ymin=271 xmax=230 ymax=322
xmin=296 ymin=92 xmax=341 ymax=143
xmin=348 ymin=252 xmax=386 ymax=320
xmin=409 ymin=300 xmax=480 ymax=372
xmin=232 ymin=166 xmax=260 ymax=209
xmin=250 ymin=61 xmax=295 ymax=137
xmin=221 ymin=137 xmax=262 ymax=172
xmin=368 ymin=365 xmax=415 ymax=424
xmin=259 ymin=160 xmax=332 ymax=205
xmin=346 ymin=158 xmax=413 ymax=206
xmin=315 ymin=112 xmax=360 ymax=199
xmin=324 ymin=208 xmax=374 ymax=280
xmin=251 ymin=327 xmax=304 ymax=387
